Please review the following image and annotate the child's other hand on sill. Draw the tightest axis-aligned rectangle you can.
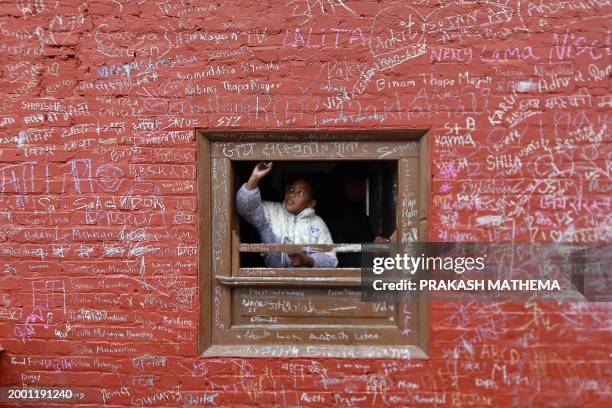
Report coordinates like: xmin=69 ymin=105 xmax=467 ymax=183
xmin=373 ymin=230 xmax=397 ymax=243
xmin=288 ymin=250 xmax=315 ymax=267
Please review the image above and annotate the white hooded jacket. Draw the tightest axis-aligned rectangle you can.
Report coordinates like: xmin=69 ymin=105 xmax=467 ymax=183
xmin=236 ymin=184 xmax=338 ymax=268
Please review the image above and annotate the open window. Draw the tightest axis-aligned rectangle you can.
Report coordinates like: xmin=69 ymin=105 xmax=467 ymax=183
xmin=236 ymin=160 xmax=397 ymax=268
xmin=199 ymin=131 xmax=430 ymax=358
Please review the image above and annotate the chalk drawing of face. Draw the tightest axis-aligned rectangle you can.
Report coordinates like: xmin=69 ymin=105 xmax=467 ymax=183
xmin=96 ymin=164 xmax=124 ymax=192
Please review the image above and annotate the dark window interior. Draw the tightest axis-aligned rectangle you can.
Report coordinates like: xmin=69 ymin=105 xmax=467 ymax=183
xmin=235 ymin=161 xmax=397 ymax=268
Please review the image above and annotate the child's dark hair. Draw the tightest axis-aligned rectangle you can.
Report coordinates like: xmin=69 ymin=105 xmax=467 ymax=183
xmin=285 ymin=173 xmax=320 ymax=200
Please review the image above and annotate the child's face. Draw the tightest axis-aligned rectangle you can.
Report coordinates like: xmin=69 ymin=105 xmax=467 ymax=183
xmin=284 ymin=179 xmax=316 ymax=215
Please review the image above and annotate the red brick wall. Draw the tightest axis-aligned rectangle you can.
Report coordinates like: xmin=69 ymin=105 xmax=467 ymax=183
xmin=0 ymin=1 xmax=610 ymax=406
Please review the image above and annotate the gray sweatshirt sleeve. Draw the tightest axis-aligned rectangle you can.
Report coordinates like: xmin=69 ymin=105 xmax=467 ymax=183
xmin=235 ymin=183 xmax=286 ymax=267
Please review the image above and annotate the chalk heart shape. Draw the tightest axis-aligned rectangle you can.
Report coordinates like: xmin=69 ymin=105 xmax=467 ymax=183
xmin=48 ymin=15 xmax=78 ymax=45
xmin=549 ymin=231 xmax=563 ymax=242
xmin=285 ymin=57 xmax=324 ymax=95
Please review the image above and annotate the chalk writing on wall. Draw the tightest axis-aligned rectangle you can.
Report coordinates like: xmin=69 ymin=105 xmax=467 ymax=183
xmin=0 ymin=0 xmax=610 ymax=406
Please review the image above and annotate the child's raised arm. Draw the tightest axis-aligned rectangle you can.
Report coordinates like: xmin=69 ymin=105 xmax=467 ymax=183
xmin=236 ymin=162 xmax=287 ymax=267
xmin=245 ymin=162 xmax=273 ymax=191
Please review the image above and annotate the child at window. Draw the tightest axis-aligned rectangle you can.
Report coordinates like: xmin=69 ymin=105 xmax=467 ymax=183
xmin=236 ymin=162 xmax=338 ymax=268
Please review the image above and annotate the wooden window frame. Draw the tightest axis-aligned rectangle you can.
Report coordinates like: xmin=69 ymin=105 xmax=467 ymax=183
xmin=198 ymin=130 xmax=430 ymax=359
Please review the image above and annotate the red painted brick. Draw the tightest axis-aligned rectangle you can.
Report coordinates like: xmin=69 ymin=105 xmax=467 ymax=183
xmin=0 ymin=1 xmax=610 ymax=407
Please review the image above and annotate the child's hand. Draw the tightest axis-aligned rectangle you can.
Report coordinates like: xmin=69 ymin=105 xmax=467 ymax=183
xmin=246 ymin=162 xmax=273 ymax=190
xmin=288 ymin=250 xmax=315 ymax=267
xmin=252 ymin=162 xmax=273 ymax=179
